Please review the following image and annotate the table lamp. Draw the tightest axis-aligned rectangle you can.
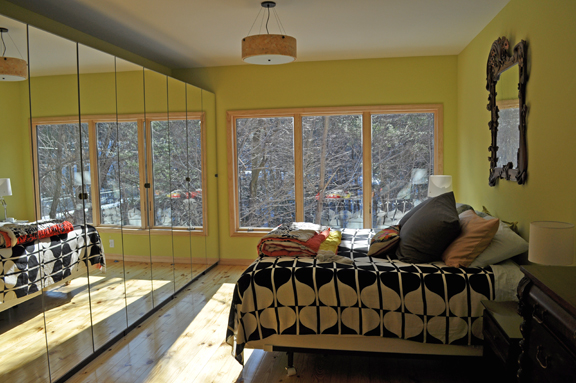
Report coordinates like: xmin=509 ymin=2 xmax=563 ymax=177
xmin=0 ymin=178 xmax=12 ymax=222
xmin=427 ymin=175 xmax=453 ymax=198
xmin=529 ymin=221 xmax=575 ymax=265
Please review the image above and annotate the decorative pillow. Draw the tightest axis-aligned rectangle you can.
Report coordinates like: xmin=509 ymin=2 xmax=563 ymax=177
xmin=442 ymin=210 xmax=500 ymax=267
xmin=368 ymin=225 xmax=400 ymax=257
xmin=470 ymin=220 xmax=529 ymax=267
xmin=395 ymin=192 xmax=461 ymax=263
xmin=398 ymin=198 xmax=432 ymax=227
xmin=318 ymin=230 xmax=342 ymax=255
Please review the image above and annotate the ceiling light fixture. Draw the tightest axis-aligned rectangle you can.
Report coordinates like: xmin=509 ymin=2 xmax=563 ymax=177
xmin=0 ymin=27 xmax=27 ymax=81
xmin=242 ymin=1 xmax=296 ymax=65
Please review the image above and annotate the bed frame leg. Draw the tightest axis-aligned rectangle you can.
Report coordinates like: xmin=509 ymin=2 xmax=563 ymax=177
xmin=285 ymin=351 xmax=297 ymax=376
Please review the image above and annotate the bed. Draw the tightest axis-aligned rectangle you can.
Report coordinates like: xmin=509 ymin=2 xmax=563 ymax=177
xmin=0 ymin=224 xmax=105 ymax=311
xmin=226 ymin=227 xmax=524 ymax=370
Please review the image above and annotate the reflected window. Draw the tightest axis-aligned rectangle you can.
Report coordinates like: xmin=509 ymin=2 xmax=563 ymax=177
xmin=33 ymin=114 xmax=205 ymax=230
xmin=151 ymin=119 xmax=203 ymax=228
xmin=36 ymin=123 xmax=92 ymax=224
xmin=96 ymin=121 xmax=141 ymax=226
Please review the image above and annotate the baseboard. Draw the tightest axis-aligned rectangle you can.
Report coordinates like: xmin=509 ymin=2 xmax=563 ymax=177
xmin=105 ymin=253 xmax=211 ymax=264
xmin=218 ymin=258 xmax=256 ymax=266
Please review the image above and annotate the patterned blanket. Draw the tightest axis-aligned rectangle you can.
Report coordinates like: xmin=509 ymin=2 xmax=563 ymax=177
xmin=227 ymin=229 xmax=495 ymax=364
xmin=0 ymin=219 xmax=74 ymax=248
xmin=0 ymin=225 xmax=105 ymax=308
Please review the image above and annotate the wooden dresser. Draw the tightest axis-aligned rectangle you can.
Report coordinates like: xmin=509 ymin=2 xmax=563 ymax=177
xmin=517 ymin=265 xmax=576 ymax=383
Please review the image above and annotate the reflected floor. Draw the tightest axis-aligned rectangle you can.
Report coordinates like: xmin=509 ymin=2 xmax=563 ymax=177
xmin=0 ymin=261 xmax=207 ymax=382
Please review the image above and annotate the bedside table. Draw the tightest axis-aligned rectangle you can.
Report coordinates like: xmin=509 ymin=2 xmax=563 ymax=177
xmin=517 ymin=266 xmax=576 ymax=383
xmin=482 ymin=300 xmax=523 ymax=373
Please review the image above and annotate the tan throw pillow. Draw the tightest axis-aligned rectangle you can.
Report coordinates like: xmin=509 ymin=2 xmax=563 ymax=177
xmin=442 ymin=210 xmax=500 ymax=268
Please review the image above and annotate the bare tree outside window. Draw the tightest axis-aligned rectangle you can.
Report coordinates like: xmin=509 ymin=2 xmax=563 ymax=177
xmin=371 ymin=113 xmax=434 ymax=228
xmin=96 ymin=121 xmax=141 ymax=226
xmin=302 ymin=115 xmax=363 ymax=229
xmin=36 ymin=123 xmax=92 ymax=224
xmin=152 ymin=119 xmax=203 ymax=227
xmin=236 ymin=117 xmax=295 ymax=228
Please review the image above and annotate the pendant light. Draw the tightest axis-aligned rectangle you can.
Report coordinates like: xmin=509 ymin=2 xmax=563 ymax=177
xmin=242 ymin=1 xmax=296 ymax=65
xmin=0 ymin=27 xmax=27 ymax=81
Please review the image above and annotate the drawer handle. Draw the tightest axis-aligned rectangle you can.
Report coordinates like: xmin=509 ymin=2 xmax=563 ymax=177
xmin=536 ymin=346 xmax=549 ymax=369
xmin=532 ymin=305 xmax=547 ymax=324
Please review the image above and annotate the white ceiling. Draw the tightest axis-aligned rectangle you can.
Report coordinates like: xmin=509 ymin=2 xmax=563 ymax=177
xmin=6 ymin=0 xmax=510 ymax=69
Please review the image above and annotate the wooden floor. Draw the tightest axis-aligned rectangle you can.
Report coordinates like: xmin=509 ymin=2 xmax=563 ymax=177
xmin=65 ymin=265 xmax=511 ymax=383
xmin=0 ymin=260 xmax=209 ymax=383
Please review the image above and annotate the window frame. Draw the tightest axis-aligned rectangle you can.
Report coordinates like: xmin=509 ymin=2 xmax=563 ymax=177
xmin=31 ymin=112 xmax=207 ymax=235
xmin=227 ymin=105 xmax=443 ymax=237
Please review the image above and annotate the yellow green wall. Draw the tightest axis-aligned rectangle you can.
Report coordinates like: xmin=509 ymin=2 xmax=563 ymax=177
xmin=174 ymin=56 xmax=459 ymax=260
xmin=456 ymin=0 xmax=576 ymax=241
xmin=0 ymin=81 xmax=34 ymax=220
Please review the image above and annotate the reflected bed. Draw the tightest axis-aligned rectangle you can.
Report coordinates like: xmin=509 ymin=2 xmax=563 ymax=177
xmin=0 ymin=225 xmax=105 ymax=311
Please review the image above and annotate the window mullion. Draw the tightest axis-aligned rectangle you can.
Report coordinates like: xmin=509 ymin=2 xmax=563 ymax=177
xmin=88 ymin=120 xmax=100 ymax=226
xmin=362 ymin=111 xmax=372 ymax=229
xmin=294 ymin=114 xmax=304 ymax=222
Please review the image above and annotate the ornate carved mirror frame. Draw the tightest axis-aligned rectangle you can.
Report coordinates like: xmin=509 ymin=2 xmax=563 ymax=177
xmin=486 ymin=37 xmax=528 ymax=186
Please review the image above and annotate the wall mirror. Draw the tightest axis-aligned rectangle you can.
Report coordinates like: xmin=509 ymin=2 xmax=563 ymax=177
xmin=486 ymin=36 xmax=528 ymax=186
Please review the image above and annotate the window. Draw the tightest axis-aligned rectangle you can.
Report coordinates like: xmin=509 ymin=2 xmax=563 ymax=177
xmin=228 ymin=105 xmax=442 ymax=235
xmin=32 ymin=113 xmax=206 ymax=232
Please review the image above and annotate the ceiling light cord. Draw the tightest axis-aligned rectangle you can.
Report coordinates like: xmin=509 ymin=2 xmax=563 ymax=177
xmin=266 ymin=5 xmax=270 ymax=34
xmin=272 ymin=9 xmax=287 ymax=35
xmin=1 ymin=31 xmax=6 ymax=57
xmin=247 ymin=8 xmax=264 ymax=36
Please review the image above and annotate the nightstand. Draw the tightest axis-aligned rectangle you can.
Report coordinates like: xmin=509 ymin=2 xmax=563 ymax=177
xmin=482 ymin=300 xmax=523 ymax=374
xmin=517 ymin=266 xmax=576 ymax=383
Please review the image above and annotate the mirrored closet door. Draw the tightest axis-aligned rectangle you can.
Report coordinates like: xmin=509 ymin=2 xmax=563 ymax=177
xmin=28 ymin=25 xmax=94 ymax=382
xmin=0 ymin=10 xmax=219 ymax=382
xmin=0 ymin=15 xmax=51 ymax=383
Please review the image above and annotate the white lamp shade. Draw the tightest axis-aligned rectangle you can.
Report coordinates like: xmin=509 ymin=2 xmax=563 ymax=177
xmin=529 ymin=221 xmax=575 ymax=265
xmin=0 ymin=178 xmax=12 ymax=197
xmin=427 ymin=175 xmax=452 ymax=197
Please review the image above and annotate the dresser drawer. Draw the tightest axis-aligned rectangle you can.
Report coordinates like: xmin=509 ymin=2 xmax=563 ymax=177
xmin=528 ymin=285 xmax=576 ymax=354
xmin=483 ymin=310 xmax=518 ymax=365
xmin=527 ymin=321 xmax=576 ymax=383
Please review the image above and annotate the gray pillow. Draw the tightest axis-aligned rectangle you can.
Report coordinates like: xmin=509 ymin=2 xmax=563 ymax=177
xmin=470 ymin=215 xmax=529 ymax=267
xmin=398 ymin=198 xmax=432 ymax=227
xmin=396 ymin=192 xmax=461 ymax=263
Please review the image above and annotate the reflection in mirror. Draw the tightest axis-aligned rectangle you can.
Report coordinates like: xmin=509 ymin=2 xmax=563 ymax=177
xmin=114 ymin=58 xmax=154 ymax=326
xmin=203 ymin=90 xmax=219 ymax=268
xmin=145 ymin=69 xmax=176 ymax=306
xmin=186 ymin=84 xmax=208 ymax=274
xmin=0 ymin=15 xmax=51 ymax=383
xmin=495 ymin=64 xmax=520 ymax=169
xmin=28 ymin=26 xmax=95 ymax=381
xmin=168 ymin=77 xmax=193 ymax=291
xmin=78 ymin=43 xmax=129 ymax=350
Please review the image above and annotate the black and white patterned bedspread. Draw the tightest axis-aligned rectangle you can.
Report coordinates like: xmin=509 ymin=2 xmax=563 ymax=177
xmin=227 ymin=229 xmax=495 ymax=363
xmin=0 ymin=225 xmax=105 ymax=308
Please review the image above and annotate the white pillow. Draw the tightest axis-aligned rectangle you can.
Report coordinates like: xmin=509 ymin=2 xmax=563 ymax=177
xmin=470 ymin=220 xmax=528 ymax=267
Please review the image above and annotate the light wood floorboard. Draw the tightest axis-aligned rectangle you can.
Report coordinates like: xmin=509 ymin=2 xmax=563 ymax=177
xmin=66 ymin=265 xmax=510 ymax=383
xmin=0 ymin=261 xmax=207 ymax=383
